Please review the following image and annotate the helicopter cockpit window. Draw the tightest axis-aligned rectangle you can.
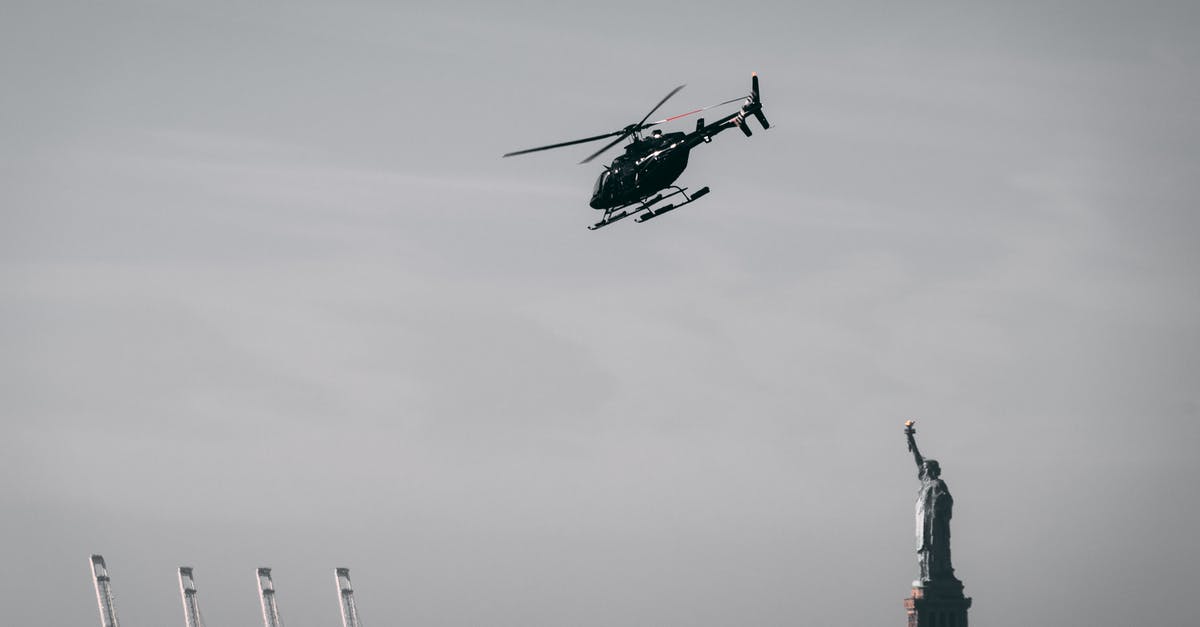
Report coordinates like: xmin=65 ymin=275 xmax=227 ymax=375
xmin=593 ymin=170 xmax=609 ymax=196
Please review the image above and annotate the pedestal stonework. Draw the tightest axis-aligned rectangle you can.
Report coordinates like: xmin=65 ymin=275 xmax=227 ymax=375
xmin=904 ymin=584 xmax=972 ymax=627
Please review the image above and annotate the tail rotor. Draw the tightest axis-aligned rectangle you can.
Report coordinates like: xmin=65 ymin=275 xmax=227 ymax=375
xmin=750 ymin=73 xmax=769 ymax=129
xmin=733 ymin=72 xmax=770 ymax=136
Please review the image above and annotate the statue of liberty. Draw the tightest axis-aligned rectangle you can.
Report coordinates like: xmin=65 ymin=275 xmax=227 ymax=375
xmin=904 ymin=420 xmax=961 ymax=588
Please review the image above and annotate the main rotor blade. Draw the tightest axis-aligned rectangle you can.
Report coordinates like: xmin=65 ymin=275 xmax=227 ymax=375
xmin=636 ymin=84 xmax=686 ymax=128
xmin=505 ymin=84 xmax=687 ymax=163
xmin=579 ymin=84 xmax=685 ymax=164
xmin=643 ymin=96 xmax=746 ymax=127
xmin=579 ymin=129 xmax=635 ymax=164
xmin=502 ymin=129 xmax=626 ymax=158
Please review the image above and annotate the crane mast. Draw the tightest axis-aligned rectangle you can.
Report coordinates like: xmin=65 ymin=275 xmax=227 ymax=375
xmin=334 ymin=568 xmax=363 ymax=627
xmin=178 ymin=567 xmax=205 ymax=627
xmin=257 ymin=567 xmax=284 ymax=627
xmin=90 ymin=554 xmax=122 ymax=627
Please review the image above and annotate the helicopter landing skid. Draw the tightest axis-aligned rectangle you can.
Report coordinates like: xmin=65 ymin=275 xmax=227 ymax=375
xmin=587 ymin=186 xmax=710 ymax=230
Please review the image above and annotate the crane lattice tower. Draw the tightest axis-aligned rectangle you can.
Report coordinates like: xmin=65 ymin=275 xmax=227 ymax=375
xmin=256 ymin=567 xmax=284 ymax=627
xmin=334 ymin=568 xmax=363 ymax=627
xmin=178 ymin=567 xmax=206 ymax=627
xmin=89 ymin=555 xmax=122 ymax=627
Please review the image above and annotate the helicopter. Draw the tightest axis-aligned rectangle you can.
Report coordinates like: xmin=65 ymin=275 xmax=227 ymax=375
xmin=503 ymin=73 xmax=770 ymax=230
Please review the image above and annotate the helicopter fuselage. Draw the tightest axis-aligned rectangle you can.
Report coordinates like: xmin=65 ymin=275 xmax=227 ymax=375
xmin=590 ymin=132 xmax=701 ymax=209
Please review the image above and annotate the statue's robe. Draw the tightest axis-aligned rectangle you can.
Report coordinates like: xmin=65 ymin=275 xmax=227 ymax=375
xmin=915 ymin=476 xmax=955 ymax=581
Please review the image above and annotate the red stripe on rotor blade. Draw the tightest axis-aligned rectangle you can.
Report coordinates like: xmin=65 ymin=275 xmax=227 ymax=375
xmin=665 ymin=108 xmax=703 ymax=122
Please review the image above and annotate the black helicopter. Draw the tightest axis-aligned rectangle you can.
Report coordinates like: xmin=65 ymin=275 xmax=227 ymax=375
xmin=503 ymin=73 xmax=770 ymax=230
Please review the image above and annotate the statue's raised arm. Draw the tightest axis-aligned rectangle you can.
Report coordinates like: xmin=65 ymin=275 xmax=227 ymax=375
xmin=905 ymin=420 xmax=924 ymax=472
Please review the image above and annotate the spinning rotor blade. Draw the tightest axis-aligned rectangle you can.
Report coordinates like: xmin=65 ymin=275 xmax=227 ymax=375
xmin=644 ymin=96 xmax=746 ymax=127
xmin=579 ymin=84 xmax=685 ymax=164
xmin=504 ymin=84 xmax=689 ymax=164
xmin=579 ymin=129 xmax=636 ymax=164
xmin=502 ymin=129 xmax=626 ymax=158
xmin=636 ymin=84 xmax=686 ymax=128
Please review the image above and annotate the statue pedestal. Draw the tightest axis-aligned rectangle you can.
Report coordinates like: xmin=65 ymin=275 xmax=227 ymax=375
xmin=904 ymin=583 xmax=972 ymax=627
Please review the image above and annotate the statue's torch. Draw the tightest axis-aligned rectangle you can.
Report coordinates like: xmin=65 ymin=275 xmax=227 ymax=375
xmin=904 ymin=419 xmax=916 ymax=451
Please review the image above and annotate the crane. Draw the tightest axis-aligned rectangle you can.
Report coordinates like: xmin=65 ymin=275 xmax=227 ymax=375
xmin=89 ymin=554 xmax=122 ymax=627
xmin=334 ymin=568 xmax=363 ymax=627
xmin=178 ymin=567 xmax=205 ymax=627
xmin=256 ymin=567 xmax=284 ymax=627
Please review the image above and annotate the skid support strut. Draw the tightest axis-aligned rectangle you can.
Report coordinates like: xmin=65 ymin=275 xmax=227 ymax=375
xmin=588 ymin=186 xmax=710 ymax=230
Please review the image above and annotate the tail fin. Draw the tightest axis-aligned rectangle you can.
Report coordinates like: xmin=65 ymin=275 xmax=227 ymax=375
xmin=733 ymin=72 xmax=769 ymax=137
xmin=748 ymin=72 xmax=769 ymax=130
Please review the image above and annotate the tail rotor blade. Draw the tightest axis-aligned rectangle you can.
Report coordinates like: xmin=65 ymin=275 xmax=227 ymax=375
xmin=741 ymin=72 xmax=768 ymax=131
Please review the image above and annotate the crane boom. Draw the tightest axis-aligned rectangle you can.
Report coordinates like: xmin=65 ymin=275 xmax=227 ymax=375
xmin=90 ymin=555 xmax=122 ymax=627
xmin=178 ymin=567 xmax=205 ymax=627
xmin=334 ymin=568 xmax=363 ymax=627
xmin=257 ymin=567 xmax=284 ymax=627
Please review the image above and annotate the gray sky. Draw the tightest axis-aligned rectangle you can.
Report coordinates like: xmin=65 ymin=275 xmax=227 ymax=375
xmin=2 ymin=1 xmax=1198 ymax=625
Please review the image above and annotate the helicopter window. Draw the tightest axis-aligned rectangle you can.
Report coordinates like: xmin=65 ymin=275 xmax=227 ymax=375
xmin=593 ymin=170 xmax=609 ymax=195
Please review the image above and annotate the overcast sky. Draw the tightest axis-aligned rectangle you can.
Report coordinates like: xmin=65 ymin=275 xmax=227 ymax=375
xmin=2 ymin=1 xmax=1198 ymax=626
